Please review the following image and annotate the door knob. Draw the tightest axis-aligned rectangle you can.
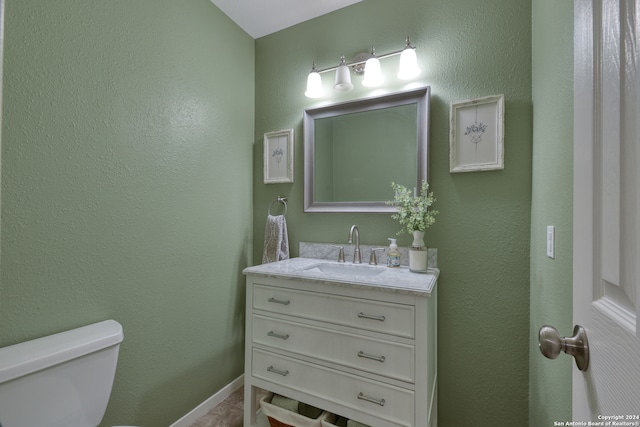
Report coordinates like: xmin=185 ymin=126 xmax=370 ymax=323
xmin=538 ymin=324 xmax=589 ymax=371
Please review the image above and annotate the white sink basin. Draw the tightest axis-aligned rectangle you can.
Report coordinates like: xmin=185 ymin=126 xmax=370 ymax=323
xmin=304 ymin=262 xmax=385 ymax=277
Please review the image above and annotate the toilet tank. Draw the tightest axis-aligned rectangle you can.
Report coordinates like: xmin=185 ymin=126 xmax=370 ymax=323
xmin=0 ymin=320 xmax=124 ymax=427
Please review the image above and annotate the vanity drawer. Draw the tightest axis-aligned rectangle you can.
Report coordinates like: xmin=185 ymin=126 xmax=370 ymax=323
xmin=253 ymin=284 xmax=415 ymax=338
xmin=252 ymin=315 xmax=415 ymax=383
xmin=252 ymin=348 xmax=414 ymax=427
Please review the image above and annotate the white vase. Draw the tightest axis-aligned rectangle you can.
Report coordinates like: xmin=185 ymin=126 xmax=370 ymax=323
xmin=411 ymin=230 xmax=425 ymax=248
xmin=409 ymin=230 xmax=428 ymax=273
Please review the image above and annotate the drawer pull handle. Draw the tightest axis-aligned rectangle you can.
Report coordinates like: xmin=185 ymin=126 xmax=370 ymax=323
xmin=267 ymin=365 xmax=289 ymax=376
xmin=268 ymin=297 xmax=291 ymax=306
xmin=358 ymin=351 xmax=386 ymax=363
xmin=358 ymin=312 xmax=386 ymax=322
xmin=267 ymin=331 xmax=290 ymax=340
xmin=358 ymin=392 xmax=385 ymax=406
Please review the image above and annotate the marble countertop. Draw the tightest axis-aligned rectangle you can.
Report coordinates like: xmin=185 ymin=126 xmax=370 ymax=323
xmin=243 ymin=257 xmax=438 ymax=297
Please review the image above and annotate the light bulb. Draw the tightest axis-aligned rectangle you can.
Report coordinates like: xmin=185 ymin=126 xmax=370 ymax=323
xmin=398 ymin=37 xmax=421 ymax=80
xmin=362 ymin=57 xmax=383 ymax=87
xmin=333 ymin=56 xmax=354 ymax=92
xmin=305 ymin=67 xmax=324 ymax=98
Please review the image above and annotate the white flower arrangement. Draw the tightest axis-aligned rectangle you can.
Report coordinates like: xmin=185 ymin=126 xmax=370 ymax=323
xmin=386 ymin=180 xmax=438 ymax=235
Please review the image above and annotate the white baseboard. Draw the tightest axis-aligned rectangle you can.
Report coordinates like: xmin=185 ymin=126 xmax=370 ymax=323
xmin=429 ymin=375 xmax=438 ymax=427
xmin=169 ymin=374 xmax=244 ymax=427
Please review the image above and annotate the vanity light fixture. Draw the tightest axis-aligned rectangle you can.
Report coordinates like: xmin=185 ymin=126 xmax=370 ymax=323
xmin=305 ymin=36 xmax=421 ymax=98
xmin=361 ymin=47 xmax=383 ymax=87
xmin=334 ymin=55 xmax=354 ymax=92
xmin=304 ymin=62 xmax=324 ymax=98
xmin=397 ymin=37 xmax=421 ymax=80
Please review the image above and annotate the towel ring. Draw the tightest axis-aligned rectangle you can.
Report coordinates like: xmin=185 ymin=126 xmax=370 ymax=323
xmin=268 ymin=197 xmax=287 ymax=216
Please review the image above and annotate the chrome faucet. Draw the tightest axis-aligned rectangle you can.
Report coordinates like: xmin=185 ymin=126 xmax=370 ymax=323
xmin=329 ymin=245 xmax=345 ymax=262
xmin=369 ymin=247 xmax=385 ymax=265
xmin=348 ymin=225 xmax=361 ymax=264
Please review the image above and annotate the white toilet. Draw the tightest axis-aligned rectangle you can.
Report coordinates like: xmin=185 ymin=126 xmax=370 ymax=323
xmin=0 ymin=319 xmax=136 ymax=427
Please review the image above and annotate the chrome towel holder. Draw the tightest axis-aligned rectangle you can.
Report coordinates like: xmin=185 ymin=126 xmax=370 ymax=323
xmin=268 ymin=196 xmax=287 ymax=216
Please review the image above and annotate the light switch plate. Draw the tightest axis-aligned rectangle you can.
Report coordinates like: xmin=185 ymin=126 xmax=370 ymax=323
xmin=547 ymin=226 xmax=555 ymax=259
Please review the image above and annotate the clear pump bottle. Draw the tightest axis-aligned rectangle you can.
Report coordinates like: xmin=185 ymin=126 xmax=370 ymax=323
xmin=387 ymin=238 xmax=401 ymax=268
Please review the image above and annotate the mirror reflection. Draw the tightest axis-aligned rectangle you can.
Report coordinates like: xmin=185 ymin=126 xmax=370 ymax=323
xmin=304 ymin=87 xmax=430 ymax=213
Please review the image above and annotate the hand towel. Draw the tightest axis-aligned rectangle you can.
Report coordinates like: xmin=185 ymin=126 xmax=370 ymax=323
xmin=262 ymin=214 xmax=289 ymax=264
xmin=270 ymin=394 xmax=299 ymax=413
xmin=347 ymin=419 xmax=371 ymax=427
xmin=298 ymin=401 xmax=323 ymax=419
xmin=334 ymin=417 xmax=348 ymax=427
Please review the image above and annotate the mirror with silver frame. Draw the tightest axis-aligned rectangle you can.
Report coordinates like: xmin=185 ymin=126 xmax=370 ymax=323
xmin=0 ymin=0 xmax=4 ymax=252
xmin=303 ymin=87 xmax=430 ymax=213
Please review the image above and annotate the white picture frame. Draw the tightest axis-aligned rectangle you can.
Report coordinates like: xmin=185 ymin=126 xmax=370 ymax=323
xmin=450 ymin=94 xmax=505 ymax=173
xmin=264 ymin=129 xmax=294 ymax=184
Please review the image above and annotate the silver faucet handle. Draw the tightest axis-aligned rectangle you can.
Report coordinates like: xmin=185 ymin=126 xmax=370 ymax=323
xmin=369 ymin=248 xmax=386 ymax=265
xmin=329 ymin=245 xmax=345 ymax=262
xmin=353 ymin=248 xmax=361 ymax=264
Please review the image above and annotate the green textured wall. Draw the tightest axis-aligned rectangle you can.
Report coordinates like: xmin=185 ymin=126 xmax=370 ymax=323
xmin=0 ymin=1 xmax=254 ymax=426
xmin=254 ymin=1 xmax=532 ymax=425
xmin=530 ymin=0 xmax=574 ymax=424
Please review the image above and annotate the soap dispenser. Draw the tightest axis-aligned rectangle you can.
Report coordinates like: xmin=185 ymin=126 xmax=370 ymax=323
xmin=387 ymin=238 xmax=401 ymax=267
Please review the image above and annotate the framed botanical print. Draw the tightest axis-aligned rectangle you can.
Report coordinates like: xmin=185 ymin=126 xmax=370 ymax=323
xmin=264 ymin=129 xmax=294 ymax=184
xmin=450 ymin=95 xmax=505 ymax=173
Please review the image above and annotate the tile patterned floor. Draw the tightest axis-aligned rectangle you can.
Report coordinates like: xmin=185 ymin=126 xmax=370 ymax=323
xmin=189 ymin=386 xmax=269 ymax=427
xmin=188 ymin=387 xmax=245 ymax=427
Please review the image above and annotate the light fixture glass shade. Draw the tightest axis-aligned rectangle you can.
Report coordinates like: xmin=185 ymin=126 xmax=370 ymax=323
xmin=362 ymin=57 xmax=383 ymax=87
xmin=334 ymin=56 xmax=354 ymax=92
xmin=305 ymin=70 xmax=324 ymax=98
xmin=397 ymin=47 xmax=420 ymax=80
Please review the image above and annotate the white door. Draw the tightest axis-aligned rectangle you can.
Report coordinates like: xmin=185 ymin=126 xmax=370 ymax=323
xmin=573 ymin=0 xmax=640 ymax=420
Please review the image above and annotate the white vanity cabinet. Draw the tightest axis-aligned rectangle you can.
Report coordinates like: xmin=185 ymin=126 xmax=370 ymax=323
xmin=243 ymin=258 xmax=438 ymax=427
